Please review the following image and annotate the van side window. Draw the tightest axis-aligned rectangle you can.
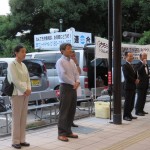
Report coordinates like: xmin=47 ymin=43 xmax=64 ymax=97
xmin=0 ymin=62 xmax=8 ymax=76
xmin=34 ymin=53 xmax=61 ymax=69
xmin=25 ymin=55 xmax=32 ymax=59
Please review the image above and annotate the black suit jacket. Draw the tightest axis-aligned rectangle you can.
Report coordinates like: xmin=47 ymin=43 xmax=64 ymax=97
xmin=122 ymin=62 xmax=137 ymax=90
xmin=135 ymin=61 xmax=149 ymax=89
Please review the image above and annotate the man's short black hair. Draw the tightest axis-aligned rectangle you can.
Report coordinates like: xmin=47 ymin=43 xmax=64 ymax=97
xmin=124 ymin=51 xmax=129 ymax=57
xmin=139 ymin=53 xmax=142 ymax=58
xmin=60 ymin=43 xmax=72 ymax=51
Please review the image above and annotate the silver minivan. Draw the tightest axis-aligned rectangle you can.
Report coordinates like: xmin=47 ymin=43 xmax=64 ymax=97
xmin=0 ymin=58 xmax=49 ymax=93
xmin=26 ymin=50 xmax=91 ymax=97
xmin=25 ymin=45 xmax=110 ymax=97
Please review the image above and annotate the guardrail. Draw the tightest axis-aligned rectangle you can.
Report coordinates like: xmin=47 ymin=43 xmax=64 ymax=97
xmin=0 ymin=89 xmax=95 ymax=136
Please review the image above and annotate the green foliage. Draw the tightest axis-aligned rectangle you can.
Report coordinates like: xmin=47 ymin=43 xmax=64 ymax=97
xmin=0 ymin=39 xmax=35 ymax=57
xmin=0 ymin=15 xmax=14 ymax=39
xmin=122 ymin=0 xmax=150 ymax=33
xmin=5 ymin=0 xmax=150 ymax=39
xmin=0 ymin=0 xmax=150 ymax=55
xmin=138 ymin=31 xmax=150 ymax=45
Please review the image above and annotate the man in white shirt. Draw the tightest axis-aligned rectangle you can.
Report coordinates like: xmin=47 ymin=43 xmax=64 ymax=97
xmin=56 ymin=43 xmax=80 ymax=142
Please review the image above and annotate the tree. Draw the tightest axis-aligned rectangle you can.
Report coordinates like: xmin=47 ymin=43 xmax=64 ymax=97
xmin=138 ymin=31 xmax=150 ymax=45
xmin=122 ymin=0 xmax=150 ymax=33
xmin=0 ymin=0 xmax=149 ymax=47
xmin=8 ymin=0 xmax=108 ymax=40
xmin=0 ymin=38 xmax=35 ymax=57
xmin=0 ymin=15 xmax=14 ymax=39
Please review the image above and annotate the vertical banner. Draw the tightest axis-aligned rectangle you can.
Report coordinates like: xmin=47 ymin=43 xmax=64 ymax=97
xmin=95 ymin=37 xmax=108 ymax=58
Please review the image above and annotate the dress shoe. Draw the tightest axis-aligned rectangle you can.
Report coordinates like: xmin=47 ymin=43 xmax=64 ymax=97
xmin=66 ymin=133 xmax=78 ymax=138
xmin=12 ymin=144 xmax=21 ymax=149
xmin=58 ymin=136 xmax=69 ymax=142
xmin=20 ymin=142 xmax=30 ymax=147
xmin=123 ymin=117 xmax=132 ymax=121
xmin=131 ymin=116 xmax=137 ymax=119
xmin=143 ymin=111 xmax=148 ymax=114
xmin=136 ymin=112 xmax=145 ymax=116
xmin=72 ymin=122 xmax=78 ymax=127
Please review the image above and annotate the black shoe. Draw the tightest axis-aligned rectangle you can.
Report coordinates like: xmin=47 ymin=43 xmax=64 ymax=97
xmin=131 ymin=116 xmax=137 ymax=119
xmin=143 ymin=111 xmax=148 ymax=114
xmin=123 ymin=117 xmax=132 ymax=121
xmin=72 ymin=122 xmax=78 ymax=127
xmin=135 ymin=113 xmax=145 ymax=116
xmin=20 ymin=142 xmax=30 ymax=147
xmin=12 ymin=144 xmax=21 ymax=149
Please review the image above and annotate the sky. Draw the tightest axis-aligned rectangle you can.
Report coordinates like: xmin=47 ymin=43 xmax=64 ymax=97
xmin=0 ymin=0 xmax=10 ymax=15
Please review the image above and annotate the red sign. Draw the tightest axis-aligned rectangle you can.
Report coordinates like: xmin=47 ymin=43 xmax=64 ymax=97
xmin=108 ymin=71 xmax=112 ymax=85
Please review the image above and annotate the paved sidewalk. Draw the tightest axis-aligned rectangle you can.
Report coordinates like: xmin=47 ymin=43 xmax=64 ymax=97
xmin=0 ymin=102 xmax=150 ymax=150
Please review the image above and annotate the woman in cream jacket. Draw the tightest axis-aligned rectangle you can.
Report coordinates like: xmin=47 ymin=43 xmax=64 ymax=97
xmin=7 ymin=45 xmax=31 ymax=149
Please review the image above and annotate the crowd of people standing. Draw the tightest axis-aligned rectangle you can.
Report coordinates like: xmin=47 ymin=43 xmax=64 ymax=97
xmin=5 ymin=43 xmax=150 ymax=149
xmin=122 ymin=52 xmax=149 ymax=121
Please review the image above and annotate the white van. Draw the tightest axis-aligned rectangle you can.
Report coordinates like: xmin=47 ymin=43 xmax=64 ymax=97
xmin=26 ymin=49 xmax=92 ymax=96
xmin=26 ymin=45 xmax=111 ymax=97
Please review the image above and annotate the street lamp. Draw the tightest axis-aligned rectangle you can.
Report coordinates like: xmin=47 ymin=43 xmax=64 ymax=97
xmin=59 ymin=19 xmax=63 ymax=32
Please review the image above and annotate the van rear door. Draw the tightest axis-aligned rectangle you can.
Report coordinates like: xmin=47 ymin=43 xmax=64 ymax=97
xmin=23 ymin=59 xmax=49 ymax=91
xmin=84 ymin=45 xmax=108 ymax=89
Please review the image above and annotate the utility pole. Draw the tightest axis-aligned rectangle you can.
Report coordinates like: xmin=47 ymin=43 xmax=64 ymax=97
xmin=113 ymin=0 xmax=122 ymax=124
xmin=108 ymin=0 xmax=113 ymax=120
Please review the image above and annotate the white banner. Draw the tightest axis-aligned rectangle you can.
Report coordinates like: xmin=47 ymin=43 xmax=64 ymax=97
xmin=73 ymin=32 xmax=92 ymax=47
xmin=95 ymin=36 xmax=150 ymax=59
xmin=95 ymin=37 xmax=109 ymax=58
xmin=34 ymin=31 xmax=92 ymax=50
xmin=34 ymin=32 xmax=72 ymax=50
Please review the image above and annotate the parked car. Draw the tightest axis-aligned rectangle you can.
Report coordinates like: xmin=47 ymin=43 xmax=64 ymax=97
xmin=0 ymin=58 xmax=49 ymax=93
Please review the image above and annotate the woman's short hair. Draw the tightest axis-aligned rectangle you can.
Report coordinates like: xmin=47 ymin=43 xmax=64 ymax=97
xmin=13 ymin=44 xmax=24 ymax=56
xmin=14 ymin=45 xmax=24 ymax=53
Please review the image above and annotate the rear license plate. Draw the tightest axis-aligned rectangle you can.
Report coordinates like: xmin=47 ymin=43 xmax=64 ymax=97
xmin=31 ymin=80 xmax=40 ymax=86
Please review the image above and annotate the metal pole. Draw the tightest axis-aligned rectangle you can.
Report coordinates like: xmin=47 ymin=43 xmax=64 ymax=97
xmin=108 ymin=0 xmax=113 ymax=121
xmin=113 ymin=0 xmax=122 ymax=124
xmin=59 ymin=19 xmax=63 ymax=32
xmin=60 ymin=23 xmax=62 ymax=32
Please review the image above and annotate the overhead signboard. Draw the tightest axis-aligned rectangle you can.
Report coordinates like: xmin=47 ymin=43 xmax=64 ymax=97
xmin=95 ymin=36 xmax=150 ymax=59
xmin=34 ymin=31 xmax=92 ymax=50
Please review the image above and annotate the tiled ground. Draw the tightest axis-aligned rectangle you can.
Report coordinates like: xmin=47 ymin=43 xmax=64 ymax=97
xmin=0 ymin=102 xmax=150 ymax=150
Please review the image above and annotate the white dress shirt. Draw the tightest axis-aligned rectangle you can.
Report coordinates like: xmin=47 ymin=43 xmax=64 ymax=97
xmin=140 ymin=60 xmax=148 ymax=74
xmin=56 ymin=55 xmax=80 ymax=85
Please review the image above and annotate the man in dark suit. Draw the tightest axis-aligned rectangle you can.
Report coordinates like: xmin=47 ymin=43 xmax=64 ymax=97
xmin=135 ymin=53 xmax=149 ymax=116
xmin=122 ymin=52 xmax=139 ymax=121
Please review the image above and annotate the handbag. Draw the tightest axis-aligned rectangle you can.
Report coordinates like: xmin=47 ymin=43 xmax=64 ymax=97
xmin=0 ymin=97 xmax=7 ymax=112
xmin=1 ymin=75 xmax=14 ymax=96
